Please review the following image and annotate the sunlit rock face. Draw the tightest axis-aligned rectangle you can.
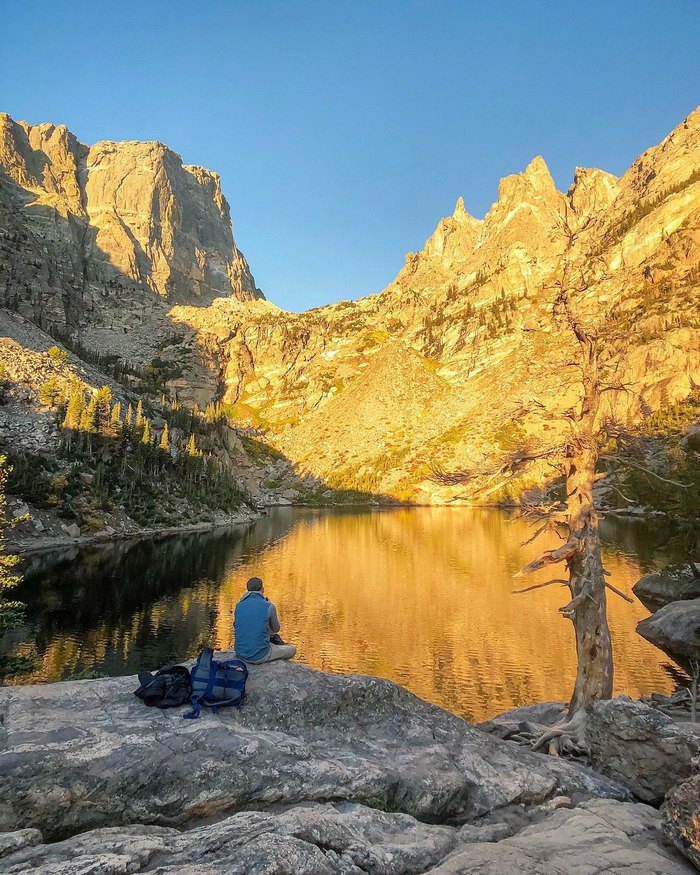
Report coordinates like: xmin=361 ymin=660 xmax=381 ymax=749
xmin=83 ymin=140 xmax=259 ymax=303
xmin=171 ymin=107 xmax=700 ymax=501
xmin=0 ymin=112 xmax=262 ymax=338
xmin=1 ymin=108 xmax=699 ymax=500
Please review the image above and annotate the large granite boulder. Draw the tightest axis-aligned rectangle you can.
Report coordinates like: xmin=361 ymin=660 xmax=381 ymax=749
xmin=0 ymin=658 xmax=628 ymax=841
xmin=586 ymin=697 xmax=700 ymax=804
xmin=637 ymin=598 xmax=700 ymax=665
xmin=1 ymin=799 xmax=693 ymax=875
xmin=633 ymin=564 xmax=700 ymax=609
xmin=663 ymin=766 xmax=700 ymax=871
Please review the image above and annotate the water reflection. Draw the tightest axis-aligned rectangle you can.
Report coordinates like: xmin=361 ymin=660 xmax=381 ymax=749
xmin=0 ymin=508 xmax=682 ymax=722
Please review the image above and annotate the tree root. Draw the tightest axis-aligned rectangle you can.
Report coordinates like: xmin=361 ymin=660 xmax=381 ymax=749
xmin=531 ymin=709 xmax=589 ymax=758
xmin=483 ymin=710 xmax=590 ymax=760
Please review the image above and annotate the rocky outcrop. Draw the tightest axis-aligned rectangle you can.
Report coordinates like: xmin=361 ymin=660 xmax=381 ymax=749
xmin=637 ymin=598 xmax=700 ymax=665
xmin=663 ymin=766 xmax=700 ymax=871
xmin=0 ymin=658 xmax=629 ymax=841
xmin=2 ymin=662 xmax=698 ymax=875
xmin=586 ymin=697 xmax=700 ymax=804
xmin=429 ymin=800 xmax=693 ymax=875
xmin=0 ymin=803 xmax=461 ymax=874
xmin=0 ymin=113 xmax=261 ymax=309
xmin=1 ymin=799 xmax=695 ymax=874
xmin=634 ymin=563 xmax=700 ymax=609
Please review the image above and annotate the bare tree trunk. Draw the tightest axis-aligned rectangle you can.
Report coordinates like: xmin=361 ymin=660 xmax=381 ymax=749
xmin=563 ymin=335 xmax=613 ymax=713
xmin=564 ymin=437 xmax=613 ymax=712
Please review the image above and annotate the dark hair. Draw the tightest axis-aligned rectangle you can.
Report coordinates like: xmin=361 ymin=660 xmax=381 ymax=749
xmin=246 ymin=577 xmax=264 ymax=591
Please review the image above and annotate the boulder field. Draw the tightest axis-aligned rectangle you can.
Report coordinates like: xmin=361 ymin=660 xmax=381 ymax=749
xmin=0 ymin=658 xmax=697 ymax=874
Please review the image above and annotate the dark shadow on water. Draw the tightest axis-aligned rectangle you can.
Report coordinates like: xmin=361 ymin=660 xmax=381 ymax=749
xmin=1 ymin=510 xmax=301 ymax=681
xmin=599 ymin=514 xmax=679 ymax=571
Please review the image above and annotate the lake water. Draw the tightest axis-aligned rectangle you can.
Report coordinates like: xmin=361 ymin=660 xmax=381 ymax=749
xmin=0 ymin=507 xmax=684 ymax=722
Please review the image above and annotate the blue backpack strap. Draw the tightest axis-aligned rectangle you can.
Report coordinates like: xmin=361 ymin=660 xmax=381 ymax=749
xmin=182 ymin=693 xmax=201 ymax=720
xmin=198 ymin=646 xmax=214 ymax=673
xmin=206 ymin=692 xmax=245 ymax=714
xmin=182 ymin=647 xmax=214 ymax=719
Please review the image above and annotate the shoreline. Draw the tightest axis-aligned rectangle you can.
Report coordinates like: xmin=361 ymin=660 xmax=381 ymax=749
xmin=8 ymin=500 xmax=666 ymax=558
xmin=8 ymin=506 xmax=261 ymax=557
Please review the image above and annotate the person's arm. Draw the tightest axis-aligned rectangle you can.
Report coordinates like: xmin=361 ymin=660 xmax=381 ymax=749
xmin=268 ymin=602 xmax=281 ymax=633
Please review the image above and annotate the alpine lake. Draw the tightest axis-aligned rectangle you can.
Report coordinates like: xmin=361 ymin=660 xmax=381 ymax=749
xmin=0 ymin=507 xmax=686 ymax=722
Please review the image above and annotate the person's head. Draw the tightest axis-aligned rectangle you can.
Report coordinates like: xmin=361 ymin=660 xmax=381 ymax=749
xmin=246 ymin=576 xmax=264 ymax=593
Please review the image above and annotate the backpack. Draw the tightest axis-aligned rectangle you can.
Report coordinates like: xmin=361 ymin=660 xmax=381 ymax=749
xmin=134 ymin=664 xmax=192 ymax=709
xmin=183 ymin=646 xmax=248 ymax=719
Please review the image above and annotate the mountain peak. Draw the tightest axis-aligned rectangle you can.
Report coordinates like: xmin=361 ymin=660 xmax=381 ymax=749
xmin=0 ymin=112 xmax=263 ymax=332
xmin=522 ymin=155 xmax=556 ymax=193
xmin=452 ymin=196 xmax=481 ymax=227
xmin=524 ymin=154 xmax=550 ymax=177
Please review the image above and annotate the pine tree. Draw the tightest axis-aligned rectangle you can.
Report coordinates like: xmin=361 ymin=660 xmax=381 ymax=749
xmin=110 ymin=402 xmax=122 ymax=433
xmin=62 ymin=384 xmax=85 ymax=431
xmin=141 ymin=419 xmax=152 ymax=446
xmin=186 ymin=433 xmax=198 ymax=456
xmin=135 ymin=399 xmax=145 ymax=428
xmin=80 ymin=395 xmax=99 ymax=433
xmin=95 ymin=386 xmax=113 ymax=435
xmin=159 ymin=422 xmax=170 ymax=453
xmin=0 ymin=455 xmax=22 ymax=629
xmin=125 ymin=403 xmax=134 ymax=429
xmin=38 ymin=377 xmax=61 ymax=408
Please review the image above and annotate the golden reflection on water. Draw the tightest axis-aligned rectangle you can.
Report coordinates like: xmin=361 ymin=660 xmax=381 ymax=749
xmin=5 ymin=508 xmax=677 ymax=722
xmin=207 ymin=508 xmax=674 ymax=722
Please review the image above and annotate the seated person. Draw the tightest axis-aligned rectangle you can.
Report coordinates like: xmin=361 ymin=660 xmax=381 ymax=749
xmin=233 ymin=576 xmax=297 ymax=664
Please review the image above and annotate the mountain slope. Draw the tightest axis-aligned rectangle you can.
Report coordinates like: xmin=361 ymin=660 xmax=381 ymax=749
xmin=1 ymin=107 xmax=699 ymax=511
xmin=171 ymin=106 xmax=700 ymax=502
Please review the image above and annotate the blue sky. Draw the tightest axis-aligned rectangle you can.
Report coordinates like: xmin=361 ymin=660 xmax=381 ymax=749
xmin=2 ymin=1 xmax=699 ymax=311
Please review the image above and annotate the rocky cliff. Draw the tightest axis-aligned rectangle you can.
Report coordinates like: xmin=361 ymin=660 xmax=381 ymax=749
xmin=0 ymin=113 xmax=262 ymax=364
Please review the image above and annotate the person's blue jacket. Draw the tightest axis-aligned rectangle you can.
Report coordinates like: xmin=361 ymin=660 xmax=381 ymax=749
xmin=234 ymin=591 xmax=280 ymax=661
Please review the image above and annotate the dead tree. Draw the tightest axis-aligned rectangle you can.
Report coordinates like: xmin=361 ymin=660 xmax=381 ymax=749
xmin=432 ymin=205 xmax=636 ymax=751
xmin=550 ymin=302 xmax=613 ymax=713
xmin=435 ymin=322 xmax=619 ymax=724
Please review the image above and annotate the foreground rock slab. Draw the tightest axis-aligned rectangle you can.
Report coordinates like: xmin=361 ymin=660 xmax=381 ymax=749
xmin=0 ymin=802 xmax=459 ymax=875
xmin=429 ymin=800 xmax=694 ymax=875
xmin=0 ymin=659 xmax=627 ymax=840
xmin=587 ymin=697 xmax=700 ymax=804
xmin=2 ymin=799 xmax=694 ymax=875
